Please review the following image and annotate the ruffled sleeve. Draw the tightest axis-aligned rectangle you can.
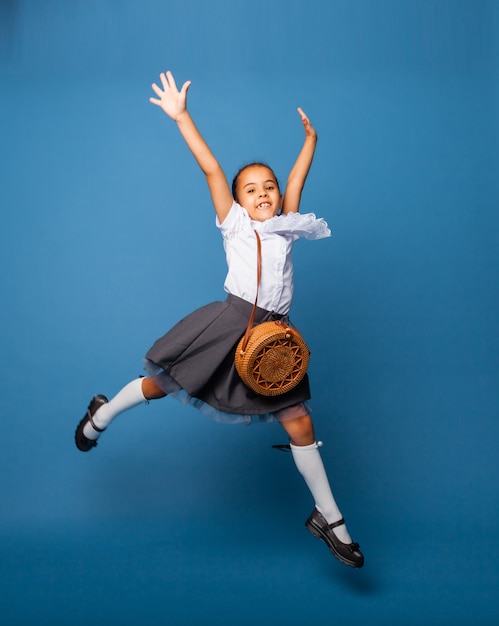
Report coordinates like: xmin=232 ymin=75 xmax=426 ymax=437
xmin=256 ymin=212 xmax=331 ymax=240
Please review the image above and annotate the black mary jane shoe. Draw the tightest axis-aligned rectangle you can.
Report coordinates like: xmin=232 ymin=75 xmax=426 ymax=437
xmin=305 ymin=507 xmax=364 ymax=569
xmin=75 ymin=394 xmax=108 ymax=452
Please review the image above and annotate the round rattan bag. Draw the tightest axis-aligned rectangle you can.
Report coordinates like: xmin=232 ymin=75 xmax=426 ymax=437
xmin=235 ymin=320 xmax=310 ymax=396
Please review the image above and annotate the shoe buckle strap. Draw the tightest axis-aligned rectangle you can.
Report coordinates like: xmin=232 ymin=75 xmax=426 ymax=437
xmin=88 ymin=410 xmax=106 ymax=433
xmin=327 ymin=517 xmax=345 ymax=530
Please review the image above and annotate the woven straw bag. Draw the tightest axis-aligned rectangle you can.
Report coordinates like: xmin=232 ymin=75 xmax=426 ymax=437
xmin=234 ymin=231 xmax=310 ymax=396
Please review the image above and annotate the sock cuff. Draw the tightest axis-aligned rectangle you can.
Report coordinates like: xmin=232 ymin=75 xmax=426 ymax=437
xmin=289 ymin=441 xmax=323 ymax=452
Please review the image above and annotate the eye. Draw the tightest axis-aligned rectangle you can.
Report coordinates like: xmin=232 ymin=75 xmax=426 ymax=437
xmin=246 ymin=188 xmax=255 ymax=194
xmin=266 ymin=185 xmax=275 ymax=191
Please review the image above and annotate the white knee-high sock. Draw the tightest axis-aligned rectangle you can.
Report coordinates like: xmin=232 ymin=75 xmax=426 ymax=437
xmin=290 ymin=441 xmax=352 ymax=544
xmin=83 ymin=378 xmax=146 ymax=440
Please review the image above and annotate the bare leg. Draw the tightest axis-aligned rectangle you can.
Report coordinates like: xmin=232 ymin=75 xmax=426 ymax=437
xmin=278 ymin=413 xmax=315 ymax=446
xmin=142 ymin=377 xmax=167 ymax=400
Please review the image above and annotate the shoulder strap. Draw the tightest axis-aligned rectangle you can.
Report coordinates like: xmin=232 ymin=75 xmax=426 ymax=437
xmin=240 ymin=230 xmax=262 ymax=353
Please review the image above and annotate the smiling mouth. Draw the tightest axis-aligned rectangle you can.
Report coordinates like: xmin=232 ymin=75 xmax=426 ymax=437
xmin=257 ymin=202 xmax=271 ymax=209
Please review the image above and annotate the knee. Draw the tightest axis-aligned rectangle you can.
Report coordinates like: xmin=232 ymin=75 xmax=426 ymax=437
xmin=282 ymin=414 xmax=316 ymax=446
xmin=141 ymin=377 xmax=167 ymax=400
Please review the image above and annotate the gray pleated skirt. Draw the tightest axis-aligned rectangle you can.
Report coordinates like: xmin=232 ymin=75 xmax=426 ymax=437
xmin=143 ymin=294 xmax=311 ymax=425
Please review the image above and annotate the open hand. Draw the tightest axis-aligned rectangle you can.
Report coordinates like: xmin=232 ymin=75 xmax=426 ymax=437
xmin=297 ymin=107 xmax=317 ymax=139
xmin=150 ymin=71 xmax=191 ymax=121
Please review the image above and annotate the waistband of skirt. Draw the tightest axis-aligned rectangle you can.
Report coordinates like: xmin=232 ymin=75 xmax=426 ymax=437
xmin=225 ymin=294 xmax=288 ymax=322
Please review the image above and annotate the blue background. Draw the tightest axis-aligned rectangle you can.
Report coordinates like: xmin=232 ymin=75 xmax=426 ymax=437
xmin=1 ymin=1 xmax=498 ymax=624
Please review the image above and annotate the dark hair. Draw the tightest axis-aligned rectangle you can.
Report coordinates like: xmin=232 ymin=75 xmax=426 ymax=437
xmin=231 ymin=162 xmax=280 ymax=203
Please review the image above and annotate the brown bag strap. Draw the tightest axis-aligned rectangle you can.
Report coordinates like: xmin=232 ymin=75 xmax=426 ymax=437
xmin=240 ymin=230 xmax=262 ymax=352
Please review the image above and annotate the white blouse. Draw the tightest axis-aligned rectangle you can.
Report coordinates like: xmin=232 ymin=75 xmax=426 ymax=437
xmin=217 ymin=202 xmax=331 ymax=315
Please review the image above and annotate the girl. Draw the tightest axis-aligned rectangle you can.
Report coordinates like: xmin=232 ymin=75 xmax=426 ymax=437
xmin=75 ymin=71 xmax=364 ymax=569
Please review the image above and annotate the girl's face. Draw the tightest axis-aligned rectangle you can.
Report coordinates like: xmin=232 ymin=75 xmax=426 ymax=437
xmin=235 ymin=165 xmax=282 ymax=222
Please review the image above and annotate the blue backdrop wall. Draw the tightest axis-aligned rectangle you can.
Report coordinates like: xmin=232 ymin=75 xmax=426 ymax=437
xmin=1 ymin=1 xmax=498 ymax=625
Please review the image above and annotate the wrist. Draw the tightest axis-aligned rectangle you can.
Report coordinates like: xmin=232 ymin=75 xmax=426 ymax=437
xmin=175 ymin=110 xmax=189 ymax=124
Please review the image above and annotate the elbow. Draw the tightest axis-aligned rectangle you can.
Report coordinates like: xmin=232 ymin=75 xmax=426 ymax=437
xmin=204 ymin=161 xmax=224 ymax=178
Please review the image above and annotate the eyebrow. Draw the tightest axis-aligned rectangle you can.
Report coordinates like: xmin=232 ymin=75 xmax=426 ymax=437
xmin=242 ymin=179 xmax=276 ymax=188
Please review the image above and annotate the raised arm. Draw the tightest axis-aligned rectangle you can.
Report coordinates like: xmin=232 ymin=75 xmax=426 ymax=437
xmin=150 ymin=71 xmax=233 ymax=223
xmin=281 ymin=108 xmax=318 ymax=215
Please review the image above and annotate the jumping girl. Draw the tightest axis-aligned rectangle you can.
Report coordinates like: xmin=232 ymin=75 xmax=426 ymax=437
xmin=75 ymin=71 xmax=364 ymax=569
